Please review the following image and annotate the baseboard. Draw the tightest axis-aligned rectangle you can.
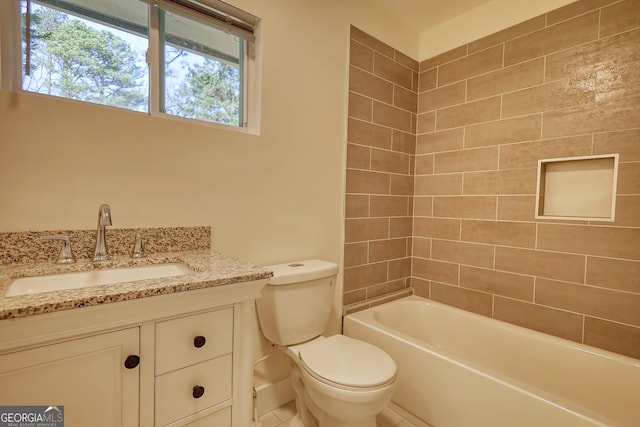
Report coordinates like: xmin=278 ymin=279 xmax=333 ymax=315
xmin=254 ymin=377 xmax=294 ymax=416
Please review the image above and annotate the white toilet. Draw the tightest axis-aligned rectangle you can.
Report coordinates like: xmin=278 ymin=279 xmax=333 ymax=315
xmin=256 ymin=260 xmax=397 ymax=427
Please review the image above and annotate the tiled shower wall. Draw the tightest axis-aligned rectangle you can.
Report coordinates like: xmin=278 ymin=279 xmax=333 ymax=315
xmin=344 ymin=27 xmax=418 ymax=309
xmin=345 ymin=0 xmax=640 ymax=359
xmin=414 ymin=0 xmax=640 ymax=359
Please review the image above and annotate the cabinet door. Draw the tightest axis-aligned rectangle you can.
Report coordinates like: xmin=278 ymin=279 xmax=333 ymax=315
xmin=0 ymin=327 xmax=139 ymax=427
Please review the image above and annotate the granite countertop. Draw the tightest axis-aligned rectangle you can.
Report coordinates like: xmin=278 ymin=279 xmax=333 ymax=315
xmin=0 ymin=250 xmax=272 ymax=320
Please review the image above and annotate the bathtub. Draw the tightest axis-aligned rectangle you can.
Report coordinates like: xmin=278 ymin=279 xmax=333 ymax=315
xmin=344 ymin=296 xmax=640 ymax=427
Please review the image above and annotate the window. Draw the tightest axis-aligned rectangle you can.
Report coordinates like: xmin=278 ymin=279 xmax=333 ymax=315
xmin=4 ymin=0 xmax=256 ymax=128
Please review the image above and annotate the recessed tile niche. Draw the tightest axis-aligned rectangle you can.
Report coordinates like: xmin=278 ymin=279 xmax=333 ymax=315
xmin=535 ymin=154 xmax=619 ymax=222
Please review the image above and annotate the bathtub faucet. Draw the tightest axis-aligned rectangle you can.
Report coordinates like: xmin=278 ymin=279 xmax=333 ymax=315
xmin=93 ymin=203 xmax=112 ymax=262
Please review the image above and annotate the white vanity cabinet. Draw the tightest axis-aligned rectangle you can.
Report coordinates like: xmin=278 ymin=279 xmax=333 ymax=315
xmin=0 ymin=279 xmax=267 ymax=427
xmin=0 ymin=327 xmax=140 ymax=427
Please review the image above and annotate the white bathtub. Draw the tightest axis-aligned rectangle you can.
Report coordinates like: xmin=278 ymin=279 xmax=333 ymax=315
xmin=344 ymin=296 xmax=640 ymax=427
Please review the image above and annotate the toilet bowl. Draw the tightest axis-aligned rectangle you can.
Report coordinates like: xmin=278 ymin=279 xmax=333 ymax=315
xmin=297 ymin=335 xmax=396 ymax=427
xmin=256 ymin=260 xmax=397 ymax=427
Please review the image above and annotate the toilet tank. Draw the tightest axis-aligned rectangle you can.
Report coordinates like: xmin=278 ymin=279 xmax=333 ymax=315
xmin=256 ymin=260 xmax=338 ymax=346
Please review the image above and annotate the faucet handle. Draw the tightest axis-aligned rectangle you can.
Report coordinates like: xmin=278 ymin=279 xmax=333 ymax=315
xmin=131 ymin=232 xmax=150 ymax=258
xmin=41 ymin=235 xmax=76 ymax=264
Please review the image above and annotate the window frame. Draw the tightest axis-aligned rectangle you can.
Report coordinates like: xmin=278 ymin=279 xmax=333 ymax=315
xmin=0 ymin=0 xmax=257 ymax=131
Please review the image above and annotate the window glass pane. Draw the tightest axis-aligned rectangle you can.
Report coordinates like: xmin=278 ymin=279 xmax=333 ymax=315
xmin=22 ymin=0 xmax=149 ymax=112
xmin=161 ymin=9 xmax=243 ymax=126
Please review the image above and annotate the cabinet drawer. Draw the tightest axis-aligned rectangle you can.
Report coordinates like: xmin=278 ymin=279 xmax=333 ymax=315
xmin=155 ymin=354 xmax=232 ymax=426
xmin=156 ymin=308 xmax=233 ymax=375
xmin=184 ymin=406 xmax=231 ymax=426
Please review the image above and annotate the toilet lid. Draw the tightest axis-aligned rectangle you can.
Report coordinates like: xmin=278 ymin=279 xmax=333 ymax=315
xmin=299 ymin=335 xmax=396 ymax=388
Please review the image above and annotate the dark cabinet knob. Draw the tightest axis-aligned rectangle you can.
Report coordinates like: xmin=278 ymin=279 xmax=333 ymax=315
xmin=124 ymin=355 xmax=140 ymax=369
xmin=192 ymin=385 xmax=205 ymax=399
xmin=193 ymin=335 xmax=206 ymax=348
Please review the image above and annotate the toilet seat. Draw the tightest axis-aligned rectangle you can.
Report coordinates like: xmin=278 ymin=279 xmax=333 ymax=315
xmin=298 ymin=335 xmax=396 ymax=390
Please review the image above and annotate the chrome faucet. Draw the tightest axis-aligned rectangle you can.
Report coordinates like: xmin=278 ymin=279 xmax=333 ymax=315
xmin=93 ymin=204 xmax=112 ymax=262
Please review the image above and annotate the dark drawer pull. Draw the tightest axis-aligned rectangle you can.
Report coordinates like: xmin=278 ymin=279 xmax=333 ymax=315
xmin=192 ymin=385 xmax=205 ymax=399
xmin=124 ymin=355 xmax=140 ymax=369
xmin=194 ymin=335 xmax=207 ymax=348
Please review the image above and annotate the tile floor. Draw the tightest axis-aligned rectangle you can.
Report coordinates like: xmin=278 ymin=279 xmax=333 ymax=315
xmin=257 ymin=401 xmax=416 ymax=427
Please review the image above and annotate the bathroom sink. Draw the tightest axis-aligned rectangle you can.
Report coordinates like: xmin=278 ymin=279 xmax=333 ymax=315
xmin=6 ymin=263 xmax=193 ymax=297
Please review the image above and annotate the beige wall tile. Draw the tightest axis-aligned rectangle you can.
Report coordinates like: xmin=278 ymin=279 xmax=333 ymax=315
xmin=468 ymin=15 xmax=546 ymax=53
xmin=411 ymin=278 xmax=430 ymax=298
xmin=345 ymin=218 xmax=389 ymax=243
xmin=344 ymin=242 xmax=368 ymax=267
xmin=415 ymin=174 xmax=463 ymax=195
xmin=536 ymin=277 xmax=640 ymax=326
xmin=545 ymin=29 xmax=640 ymax=84
xmin=461 ymin=266 xmax=534 ymax=301
xmin=432 ymin=239 xmax=494 ymax=268
xmin=371 ymin=148 xmax=410 ymax=174
xmin=461 ymin=220 xmax=536 ymax=248
xmin=593 ymin=129 xmax=640 ymax=162
xmin=413 ymin=258 xmax=459 ymax=285
xmin=413 ymin=196 xmax=433 ymax=216
xmin=394 ymin=85 xmax=418 ymax=112
xmin=417 ymin=111 xmax=436 ymax=134
xmin=434 ymin=146 xmax=498 ymax=174
xmin=495 ymin=246 xmax=585 ymax=283
xmin=370 ymin=238 xmax=408 ymax=262
xmin=414 ymin=217 xmax=461 ymax=240
xmin=433 ymin=196 xmax=497 ymax=219
xmin=430 ymin=282 xmax=493 ymax=317
xmin=464 ymin=115 xmax=542 ymax=149
xmin=438 ymin=45 xmax=503 ymax=86
xmin=392 ymin=130 xmax=416 ymax=155
xmin=347 ymin=118 xmax=392 ymax=149
xmin=419 ymin=68 xmax=437 ymax=92
xmin=600 ymin=0 xmax=640 ymax=38
xmin=350 ymin=26 xmax=394 ymax=57
xmin=349 ymin=66 xmax=394 ymax=103
xmin=584 ymin=317 xmax=640 ymax=360
xmin=467 ymin=58 xmax=544 ymax=101
xmin=390 ymin=175 xmax=414 ymax=196
xmin=389 ymin=257 xmax=412 ymax=280
xmin=546 ymin=0 xmax=618 ymax=25
xmin=463 ymin=169 xmax=537 ymax=195
xmin=586 ymin=256 xmax=640 ymax=293
xmin=420 ymin=45 xmax=467 ymax=70
xmin=370 ymin=195 xmax=409 ymax=217
xmin=542 ymin=95 xmax=640 ymax=139
xmin=348 ymin=92 xmax=372 ymax=120
xmin=609 ymin=196 xmax=640 ymax=227
xmin=367 ymin=279 xmax=408 ymax=299
xmin=419 ymin=82 xmax=465 ymax=113
xmin=538 ymin=224 xmax=640 ymax=261
xmin=502 ymin=80 xmax=595 ymax=118
xmin=617 ymin=162 xmax=640 ymax=195
xmin=350 ymin=39 xmax=373 ymax=72
xmin=346 ymin=169 xmax=389 ymax=194
xmin=504 ymin=11 xmax=599 ymax=66
xmin=413 ymin=237 xmax=431 ymax=258
xmin=343 ymin=262 xmax=388 ymax=292
xmin=374 ymin=52 xmax=413 ymax=89
xmin=499 ymin=135 xmax=592 ymax=170
xmin=395 ymin=50 xmax=419 ymax=72
xmin=345 ymin=194 xmax=369 ymax=218
xmin=497 ymin=196 xmax=537 ymax=221
xmin=415 ymin=154 xmax=434 ymax=175
xmin=346 ymin=143 xmax=370 ymax=170
xmin=390 ymin=217 xmax=413 ymax=237
xmin=436 ymin=96 xmax=501 ymax=130
xmin=373 ymin=101 xmax=413 ymax=132
xmin=417 ymin=128 xmax=464 ymax=153
xmin=493 ymin=297 xmax=583 ymax=342
xmin=344 ymin=289 xmax=367 ymax=306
